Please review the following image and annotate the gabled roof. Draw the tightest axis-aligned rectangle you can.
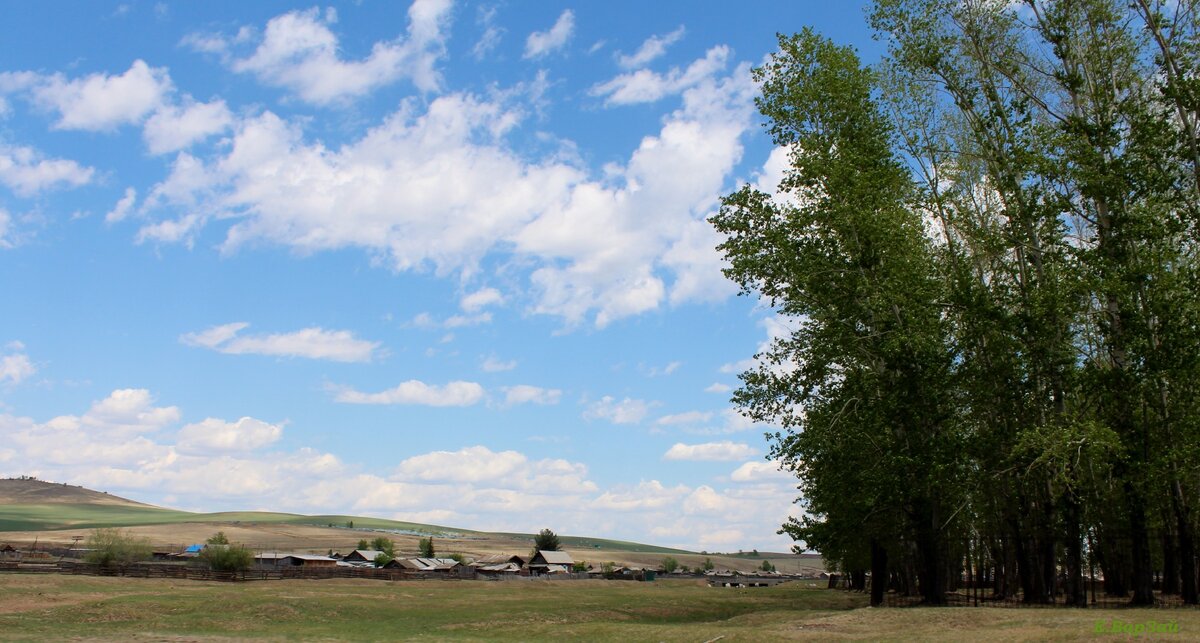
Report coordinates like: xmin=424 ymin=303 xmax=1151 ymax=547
xmin=472 ymin=554 xmax=526 ymax=566
xmin=534 ymin=550 xmax=574 ymax=565
xmin=343 ymin=549 xmax=387 ymax=561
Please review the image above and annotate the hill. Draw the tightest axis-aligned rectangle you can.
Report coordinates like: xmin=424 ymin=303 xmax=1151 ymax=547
xmin=0 ymin=478 xmax=156 ymax=507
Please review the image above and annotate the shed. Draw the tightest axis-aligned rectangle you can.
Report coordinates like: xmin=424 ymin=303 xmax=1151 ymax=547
xmin=281 ymin=554 xmax=337 ymax=567
xmin=342 ymin=549 xmax=386 ymax=563
xmin=527 ymin=550 xmax=574 ymax=575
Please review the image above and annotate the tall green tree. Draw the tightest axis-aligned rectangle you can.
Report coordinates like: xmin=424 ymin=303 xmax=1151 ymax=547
xmin=713 ymin=28 xmax=965 ymax=605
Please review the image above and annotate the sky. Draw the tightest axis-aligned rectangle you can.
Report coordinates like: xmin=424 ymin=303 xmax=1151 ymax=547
xmin=0 ymin=1 xmax=879 ymax=552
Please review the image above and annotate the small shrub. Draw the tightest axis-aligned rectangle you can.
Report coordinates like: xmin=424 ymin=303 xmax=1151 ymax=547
xmin=83 ymin=528 xmax=151 ymax=569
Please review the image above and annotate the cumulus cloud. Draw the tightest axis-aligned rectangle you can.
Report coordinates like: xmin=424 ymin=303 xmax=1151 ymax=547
xmin=481 ymin=354 xmax=517 ymax=372
xmin=181 ymin=322 xmax=379 ymax=362
xmin=617 ymin=26 xmax=685 ymax=69
xmin=142 ymin=98 xmax=233 ymax=155
xmin=22 ymin=60 xmax=172 ymax=131
xmin=176 ymin=417 xmax=283 ymax=453
xmin=460 ymin=287 xmax=504 ymax=312
xmin=137 ymin=38 xmax=754 ymax=328
xmin=501 ymin=385 xmax=561 ymax=406
xmin=472 ymin=5 xmax=504 ymax=60
xmin=704 ymin=382 xmax=732 ymax=394
xmin=583 ymin=396 xmax=652 ymax=424
xmin=228 ymin=2 xmax=452 ymax=104
xmin=0 ymin=390 xmax=801 ymax=551
xmin=334 ymin=379 xmax=485 ymax=406
xmin=0 ymin=143 xmax=94 ymax=196
xmin=523 ymin=10 xmax=574 ymax=59
xmin=664 ymin=440 xmax=757 ymax=462
xmin=730 ymin=460 xmax=792 ymax=482
xmin=0 ymin=342 xmax=35 ymax=384
xmin=105 ymin=187 xmax=138 ymax=223
xmin=591 ymin=45 xmax=728 ymax=105
xmin=656 ymin=410 xmax=712 ymax=426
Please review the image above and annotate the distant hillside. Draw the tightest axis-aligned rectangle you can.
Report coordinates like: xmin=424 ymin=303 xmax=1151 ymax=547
xmin=0 ymin=478 xmax=156 ymax=507
xmin=0 ymin=479 xmax=691 ymax=555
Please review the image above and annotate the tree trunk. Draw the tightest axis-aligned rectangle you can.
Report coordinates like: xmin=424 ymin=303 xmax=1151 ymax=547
xmin=870 ymin=539 xmax=888 ymax=607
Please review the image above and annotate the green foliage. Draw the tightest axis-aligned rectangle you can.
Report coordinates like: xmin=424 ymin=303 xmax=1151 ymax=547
xmin=370 ymin=537 xmax=394 ymax=557
xmin=760 ymin=560 xmax=776 ymax=573
xmin=357 ymin=539 xmax=369 ymax=550
xmin=573 ymin=561 xmax=588 ymax=572
xmin=714 ymin=0 xmax=1200 ymax=606
xmin=661 ymin=557 xmax=679 ymax=573
xmin=373 ymin=552 xmax=393 ymax=568
xmin=83 ymin=528 xmax=151 ymax=568
xmin=198 ymin=543 xmax=253 ymax=572
xmin=702 ymin=558 xmax=714 ymax=572
xmin=533 ymin=528 xmax=560 ymax=552
xmin=447 ymin=552 xmax=464 ymax=563
xmin=206 ymin=531 xmax=229 ymax=545
xmin=419 ymin=537 xmax=435 ymax=558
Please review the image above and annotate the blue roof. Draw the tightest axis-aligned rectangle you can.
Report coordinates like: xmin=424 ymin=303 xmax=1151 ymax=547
xmin=184 ymin=544 xmax=203 ymax=553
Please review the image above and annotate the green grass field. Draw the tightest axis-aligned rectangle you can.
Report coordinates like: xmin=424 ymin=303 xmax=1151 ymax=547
xmin=1 ymin=575 xmax=1195 ymax=641
xmin=0 ymin=503 xmax=697 ymax=554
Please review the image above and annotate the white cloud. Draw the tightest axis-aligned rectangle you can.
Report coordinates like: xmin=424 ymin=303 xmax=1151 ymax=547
xmin=472 ymin=6 xmax=503 ymax=60
xmin=481 ymin=354 xmax=517 ymax=372
xmin=584 ymin=396 xmax=651 ymax=424
xmin=656 ymin=410 xmax=712 ymax=426
xmin=0 ymin=143 xmax=94 ymax=196
xmin=617 ymin=26 xmax=685 ymax=69
xmin=334 ymin=379 xmax=485 ymax=406
xmin=591 ymin=45 xmax=728 ymax=106
xmin=0 ymin=343 xmax=35 ymax=384
xmin=523 ymin=10 xmax=574 ymax=59
xmin=0 ymin=209 xmax=11 ymax=249
xmin=105 ymin=187 xmax=138 ymax=224
xmin=176 ymin=417 xmax=283 ymax=453
xmin=28 ymin=60 xmax=173 ymax=131
xmin=139 ymin=51 xmax=755 ymax=328
xmin=0 ymin=389 xmax=800 ymax=551
xmin=142 ymin=98 xmax=233 ymax=155
xmin=231 ymin=2 xmax=451 ymax=104
xmin=730 ymin=460 xmax=792 ymax=482
xmin=460 ymin=287 xmax=504 ymax=312
xmin=705 ymin=382 xmax=732 ymax=394
xmin=181 ymin=322 xmax=380 ymax=362
xmin=501 ymin=385 xmax=561 ymax=406
xmin=664 ymin=441 xmax=758 ymax=462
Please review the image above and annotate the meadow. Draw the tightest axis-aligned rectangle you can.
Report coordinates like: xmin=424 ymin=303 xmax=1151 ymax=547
xmin=1 ymin=574 xmax=1194 ymax=641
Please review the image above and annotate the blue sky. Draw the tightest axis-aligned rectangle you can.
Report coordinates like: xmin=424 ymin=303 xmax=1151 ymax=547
xmin=0 ymin=1 xmax=877 ymax=552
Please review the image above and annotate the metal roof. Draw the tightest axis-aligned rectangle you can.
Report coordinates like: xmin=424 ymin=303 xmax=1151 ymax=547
xmin=536 ymin=550 xmax=574 ymax=565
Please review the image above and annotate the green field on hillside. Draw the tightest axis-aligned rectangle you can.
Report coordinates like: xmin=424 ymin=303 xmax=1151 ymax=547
xmin=0 ymin=503 xmax=691 ymax=554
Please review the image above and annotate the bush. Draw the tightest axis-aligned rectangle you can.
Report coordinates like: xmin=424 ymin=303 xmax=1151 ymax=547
xmin=760 ymin=560 xmax=776 ymax=572
xmin=702 ymin=557 xmax=715 ymax=572
xmin=83 ymin=528 xmax=151 ymax=569
xmin=198 ymin=544 xmax=254 ymax=572
xmin=419 ymin=537 xmax=435 ymax=558
xmin=661 ymin=557 xmax=679 ymax=573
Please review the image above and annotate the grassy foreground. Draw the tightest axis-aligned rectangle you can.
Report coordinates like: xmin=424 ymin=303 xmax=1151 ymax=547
xmin=1 ymin=575 xmax=1196 ymax=641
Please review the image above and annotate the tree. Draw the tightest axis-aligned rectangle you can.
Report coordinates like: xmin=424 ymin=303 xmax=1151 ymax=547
xmin=419 ymin=537 xmax=435 ymax=558
xmin=573 ymin=561 xmax=588 ymax=573
xmin=760 ymin=560 xmax=776 ymax=573
xmin=198 ymin=544 xmax=253 ymax=572
xmin=533 ymin=529 xmax=560 ymax=552
xmin=702 ymin=558 xmax=714 ymax=572
xmin=370 ymin=537 xmax=395 ymax=557
xmin=713 ymin=27 xmax=964 ymax=605
xmin=661 ymin=557 xmax=679 ymax=573
xmin=373 ymin=552 xmax=393 ymax=568
xmin=207 ymin=531 xmax=229 ymax=545
xmin=357 ymin=539 xmax=370 ymax=550
xmin=83 ymin=528 xmax=151 ymax=569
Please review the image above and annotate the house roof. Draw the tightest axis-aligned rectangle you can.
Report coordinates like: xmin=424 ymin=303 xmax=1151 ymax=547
xmin=284 ymin=554 xmax=336 ymax=562
xmin=344 ymin=549 xmax=387 ymax=561
xmin=184 ymin=544 xmax=203 ymax=553
xmin=473 ymin=554 xmax=525 ymax=566
xmin=535 ymin=550 xmax=574 ymax=565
